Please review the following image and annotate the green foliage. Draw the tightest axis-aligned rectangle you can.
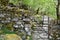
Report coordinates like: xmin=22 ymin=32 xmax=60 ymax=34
xmin=9 ymin=0 xmax=20 ymax=5
xmin=9 ymin=0 xmax=57 ymax=19
xmin=23 ymin=0 xmax=57 ymax=19
xmin=1 ymin=26 xmax=15 ymax=34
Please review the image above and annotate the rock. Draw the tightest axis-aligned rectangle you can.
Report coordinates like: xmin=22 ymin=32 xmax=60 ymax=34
xmin=12 ymin=18 xmax=19 ymax=22
xmin=1 ymin=20 xmax=10 ymax=23
xmin=13 ymin=24 xmax=24 ymax=29
xmin=23 ymin=18 xmax=31 ymax=23
xmin=4 ymin=14 xmax=11 ymax=17
xmin=16 ymin=21 xmax=21 ymax=24
xmin=24 ymin=24 xmax=31 ymax=35
xmin=25 ymin=24 xmax=31 ymax=27
xmin=6 ymin=17 xmax=11 ymax=21
xmin=4 ymin=34 xmax=22 ymax=40
xmin=20 ymin=24 xmax=24 ymax=28
xmin=0 ymin=35 xmax=5 ymax=40
xmin=13 ymin=24 xmax=19 ymax=28
xmin=27 ymin=32 xmax=31 ymax=35
xmin=0 ymin=14 xmax=4 ymax=17
xmin=39 ymin=33 xmax=48 ymax=38
xmin=25 ymin=27 xmax=29 ymax=32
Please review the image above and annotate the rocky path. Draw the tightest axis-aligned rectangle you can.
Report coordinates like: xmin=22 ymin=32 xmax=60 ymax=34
xmin=32 ymin=15 xmax=50 ymax=40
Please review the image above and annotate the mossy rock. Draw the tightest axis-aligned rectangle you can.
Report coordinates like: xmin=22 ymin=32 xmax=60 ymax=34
xmin=0 ymin=30 xmax=3 ymax=34
xmin=4 ymin=34 xmax=22 ymax=40
xmin=0 ymin=0 xmax=9 ymax=6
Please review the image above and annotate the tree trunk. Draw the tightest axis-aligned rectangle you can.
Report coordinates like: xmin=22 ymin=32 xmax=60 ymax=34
xmin=56 ymin=0 xmax=60 ymax=24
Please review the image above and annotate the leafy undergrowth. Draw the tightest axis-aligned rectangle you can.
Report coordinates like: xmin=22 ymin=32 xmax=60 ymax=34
xmin=1 ymin=26 xmax=15 ymax=34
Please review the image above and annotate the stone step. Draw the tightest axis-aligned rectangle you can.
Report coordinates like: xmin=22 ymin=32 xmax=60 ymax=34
xmin=39 ymin=33 xmax=48 ymax=38
xmin=43 ymin=19 xmax=48 ymax=21
xmin=33 ymin=31 xmax=48 ymax=40
xmin=42 ymin=27 xmax=48 ymax=31
xmin=43 ymin=25 xmax=48 ymax=27
xmin=43 ymin=21 xmax=49 ymax=24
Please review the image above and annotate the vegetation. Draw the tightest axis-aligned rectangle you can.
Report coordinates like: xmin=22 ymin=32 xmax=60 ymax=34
xmin=9 ymin=0 xmax=57 ymax=19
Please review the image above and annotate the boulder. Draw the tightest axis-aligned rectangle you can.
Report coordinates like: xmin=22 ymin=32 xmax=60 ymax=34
xmin=4 ymin=34 xmax=22 ymax=40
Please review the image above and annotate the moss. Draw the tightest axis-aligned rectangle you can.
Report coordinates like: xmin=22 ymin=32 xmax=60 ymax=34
xmin=5 ymin=34 xmax=22 ymax=40
xmin=0 ymin=0 xmax=9 ymax=6
xmin=29 ymin=36 xmax=32 ymax=40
